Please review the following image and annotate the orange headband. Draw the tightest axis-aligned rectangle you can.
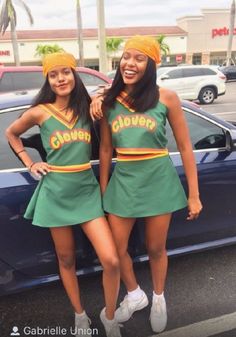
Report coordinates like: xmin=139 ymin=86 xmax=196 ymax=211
xmin=42 ymin=52 xmax=77 ymax=76
xmin=124 ymin=35 xmax=161 ymax=64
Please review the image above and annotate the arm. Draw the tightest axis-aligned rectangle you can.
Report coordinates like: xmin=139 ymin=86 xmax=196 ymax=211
xmin=99 ymin=116 xmax=113 ymax=195
xmin=5 ymin=107 xmax=49 ymax=177
xmin=89 ymin=85 xmax=111 ymax=121
xmin=90 ymin=94 xmax=104 ymax=121
xmin=160 ymin=88 xmax=202 ymax=220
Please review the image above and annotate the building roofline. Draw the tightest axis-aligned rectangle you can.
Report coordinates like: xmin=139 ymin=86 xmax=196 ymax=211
xmin=0 ymin=26 xmax=187 ymax=41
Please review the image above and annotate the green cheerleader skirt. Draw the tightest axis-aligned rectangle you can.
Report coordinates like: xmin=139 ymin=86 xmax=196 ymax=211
xmin=103 ymin=156 xmax=187 ymax=218
xmin=24 ymin=169 xmax=104 ymax=227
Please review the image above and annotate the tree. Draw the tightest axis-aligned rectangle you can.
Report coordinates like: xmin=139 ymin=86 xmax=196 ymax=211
xmin=156 ymin=35 xmax=170 ymax=56
xmin=106 ymin=37 xmax=123 ymax=69
xmin=35 ymin=44 xmax=65 ymax=60
xmin=0 ymin=0 xmax=33 ymax=66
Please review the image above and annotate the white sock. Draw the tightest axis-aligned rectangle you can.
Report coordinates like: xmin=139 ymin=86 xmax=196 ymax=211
xmin=128 ymin=285 xmax=143 ymax=300
xmin=104 ymin=317 xmax=115 ymax=324
xmin=75 ymin=310 xmax=86 ymax=317
xmin=103 ymin=309 xmax=115 ymax=324
xmin=153 ymin=291 xmax=164 ymax=300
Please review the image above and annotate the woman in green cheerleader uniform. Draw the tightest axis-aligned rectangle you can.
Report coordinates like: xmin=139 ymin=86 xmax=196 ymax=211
xmin=5 ymin=52 xmax=122 ymax=337
xmin=91 ymin=36 xmax=202 ymax=333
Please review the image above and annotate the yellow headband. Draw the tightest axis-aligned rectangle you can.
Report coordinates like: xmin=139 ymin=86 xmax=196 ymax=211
xmin=124 ymin=35 xmax=161 ymax=64
xmin=42 ymin=52 xmax=77 ymax=76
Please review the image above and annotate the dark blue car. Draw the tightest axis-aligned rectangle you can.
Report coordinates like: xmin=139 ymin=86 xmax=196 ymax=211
xmin=1 ymin=90 xmax=236 ymax=296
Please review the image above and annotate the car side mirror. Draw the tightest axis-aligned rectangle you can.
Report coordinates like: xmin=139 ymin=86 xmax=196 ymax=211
xmin=226 ymin=129 xmax=236 ymax=151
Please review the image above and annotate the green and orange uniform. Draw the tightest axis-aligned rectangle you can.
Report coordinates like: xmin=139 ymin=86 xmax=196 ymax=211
xmin=25 ymin=104 xmax=104 ymax=227
xmin=103 ymin=92 xmax=187 ymax=217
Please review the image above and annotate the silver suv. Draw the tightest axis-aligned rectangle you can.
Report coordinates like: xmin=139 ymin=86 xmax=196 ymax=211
xmin=156 ymin=65 xmax=226 ymax=104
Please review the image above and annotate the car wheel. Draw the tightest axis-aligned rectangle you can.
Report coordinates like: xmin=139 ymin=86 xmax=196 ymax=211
xmin=198 ymin=87 xmax=216 ymax=104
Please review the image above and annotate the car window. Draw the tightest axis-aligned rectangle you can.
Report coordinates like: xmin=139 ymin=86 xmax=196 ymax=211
xmin=0 ymin=107 xmax=41 ymax=170
xmin=78 ymin=72 xmax=107 ymax=86
xmin=182 ymin=68 xmax=204 ymax=77
xmin=0 ymin=73 xmax=14 ymax=93
xmin=166 ymin=69 xmax=183 ymax=79
xmin=202 ymin=68 xmax=217 ymax=75
xmin=166 ymin=109 xmax=226 ymax=152
xmin=0 ymin=106 xmax=100 ymax=170
xmin=12 ymin=72 xmax=44 ymax=90
xmin=0 ymin=72 xmax=44 ymax=93
xmin=156 ymin=67 xmax=172 ymax=78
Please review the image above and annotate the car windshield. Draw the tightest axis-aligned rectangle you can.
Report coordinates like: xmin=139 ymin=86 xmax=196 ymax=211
xmin=156 ymin=67 xmax=172 ymax=78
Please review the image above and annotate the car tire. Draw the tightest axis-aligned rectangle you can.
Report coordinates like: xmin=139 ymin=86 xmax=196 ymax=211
xmin=198 ymin=87 xmax=216 ymax=104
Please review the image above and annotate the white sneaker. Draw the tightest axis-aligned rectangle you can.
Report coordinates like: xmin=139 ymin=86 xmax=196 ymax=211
xmin=75 ymin=311 xmax=92 ymax=337
xmin=115 ymin=290 xmax=149 ymax=322
xmin=150 ymin=294 xmax=167 ymax=333
xmin=100 ymin=308 xmax=122 ymax=337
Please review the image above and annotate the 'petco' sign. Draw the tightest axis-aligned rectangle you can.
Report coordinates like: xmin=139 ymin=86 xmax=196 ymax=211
xmin=212 ymin=27 xmax=236 ymax=38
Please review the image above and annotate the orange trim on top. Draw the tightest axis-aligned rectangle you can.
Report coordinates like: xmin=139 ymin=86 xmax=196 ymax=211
xmin=116 ymin=91 xmax=135 ymax=112
xmin=39 ymin=104 xmax=79 ymax=129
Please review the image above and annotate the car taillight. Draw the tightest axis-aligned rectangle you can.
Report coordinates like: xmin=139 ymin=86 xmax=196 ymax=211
xmin=218 ymin=74 xmax=226 ymax=81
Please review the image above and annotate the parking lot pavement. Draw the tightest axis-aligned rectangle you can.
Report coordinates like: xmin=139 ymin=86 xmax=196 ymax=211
xmin=1 ymin=245 xmax=236 ymax=337
xmin=150 ymin=311 xmax=236 ymax=337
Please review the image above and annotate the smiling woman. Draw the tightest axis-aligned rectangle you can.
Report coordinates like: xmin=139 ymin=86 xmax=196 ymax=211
xmin=4 ymin=52 xmax=122 ymax=337
xmin=90 ymin=34 xmax=203 ymax=334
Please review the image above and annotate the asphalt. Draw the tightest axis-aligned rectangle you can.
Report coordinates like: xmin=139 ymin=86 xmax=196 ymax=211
xmin=1 ymin=244 xmax=236 ymax=337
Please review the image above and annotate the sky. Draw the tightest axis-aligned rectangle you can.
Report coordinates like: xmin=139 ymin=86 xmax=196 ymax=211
xmin=5 ymin=0 xmax=233 ymax=31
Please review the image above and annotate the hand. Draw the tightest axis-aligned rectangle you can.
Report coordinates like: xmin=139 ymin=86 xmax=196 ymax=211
xmin=90 ymin=95 xmax=104 ymax=121
xmin=187 ymin=196 xmax=203 ymax=220
xmin=30 ymin=162 xmax=50 ymax=178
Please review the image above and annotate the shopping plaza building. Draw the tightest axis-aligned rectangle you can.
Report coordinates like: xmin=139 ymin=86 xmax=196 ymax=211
xmin=0 ymin=8 xmax=235 ymax=70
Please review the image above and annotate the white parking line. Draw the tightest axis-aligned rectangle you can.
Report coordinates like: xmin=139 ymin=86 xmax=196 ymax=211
xmin=213 ymin=112 xmax=236 ymax=116
xmin=149 ymin=311 xmax=236 ymax=337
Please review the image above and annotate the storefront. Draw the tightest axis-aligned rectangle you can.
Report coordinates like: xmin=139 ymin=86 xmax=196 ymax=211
xmin=0 ymin=7 xmax=235 ymax=69
xmin=177 ymin=8 xmax=236 ymax=65
xmin=0 ymin=26 xmax=187 ymax=70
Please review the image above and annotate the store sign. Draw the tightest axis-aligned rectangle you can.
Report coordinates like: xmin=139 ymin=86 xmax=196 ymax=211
xmin=212 ymin=27 xmax=236 ymax=38
xmin=176 ymin=55 xmax=183 ymax=62
xmin=0 ymin=50 xmax=10 ymax=56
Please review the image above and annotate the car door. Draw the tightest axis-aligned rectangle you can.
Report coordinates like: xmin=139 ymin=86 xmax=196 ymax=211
xmin=128 ymin=105 xmax=236 ymax=260
xmin=227 ymin=66 xmax=236 ymax=80
xmin=0 ymin=106 xmax=99 ymax=284
xmin=165 ymin=106 xmax=236 ymax=253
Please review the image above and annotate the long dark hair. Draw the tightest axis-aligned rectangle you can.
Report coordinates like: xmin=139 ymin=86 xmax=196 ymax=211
xmin=103 ymin=57 xmax=159 ymax=112
xmin=32 ymin=69 xmax=91 ymax=122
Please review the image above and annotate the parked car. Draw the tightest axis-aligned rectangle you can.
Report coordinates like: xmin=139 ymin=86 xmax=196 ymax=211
xmin=0 ymin=66 xmax=111 ymax=93
xmin=156 ymin=65 xmax=226 ymax=104
xmin=218 ymin=65 xmax=236 ymax=81
xmin=107 ymin=70 xmax=116 ymax=80
xmin=1 ymin=90 xmax=236 ymax=296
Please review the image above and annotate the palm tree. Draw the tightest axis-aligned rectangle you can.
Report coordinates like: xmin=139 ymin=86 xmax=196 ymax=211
xmin=35 ymin=44 xmax=65 ymax=62
xmin=0 ymin=0 xmax=34 ymax=66
xmin=156 ymin=35 xmax=170 ymax=56
xmin=106 ymin=37 xmax=123 ymax=69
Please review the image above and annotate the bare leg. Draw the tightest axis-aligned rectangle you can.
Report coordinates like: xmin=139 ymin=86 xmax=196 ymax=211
xmin=81 ymin=216 xmax=120 ymax=320
xmin=145 ymin=213 xmax=172 ymax=294
xmin=50 ymin=226 xmax=83 ymax=313
xmin=108 ymin=214 xmax=137 ymax=291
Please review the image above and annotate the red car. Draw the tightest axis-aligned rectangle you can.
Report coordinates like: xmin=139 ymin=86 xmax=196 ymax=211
xmin=0 ymin=66 xmax=111 ymax=93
